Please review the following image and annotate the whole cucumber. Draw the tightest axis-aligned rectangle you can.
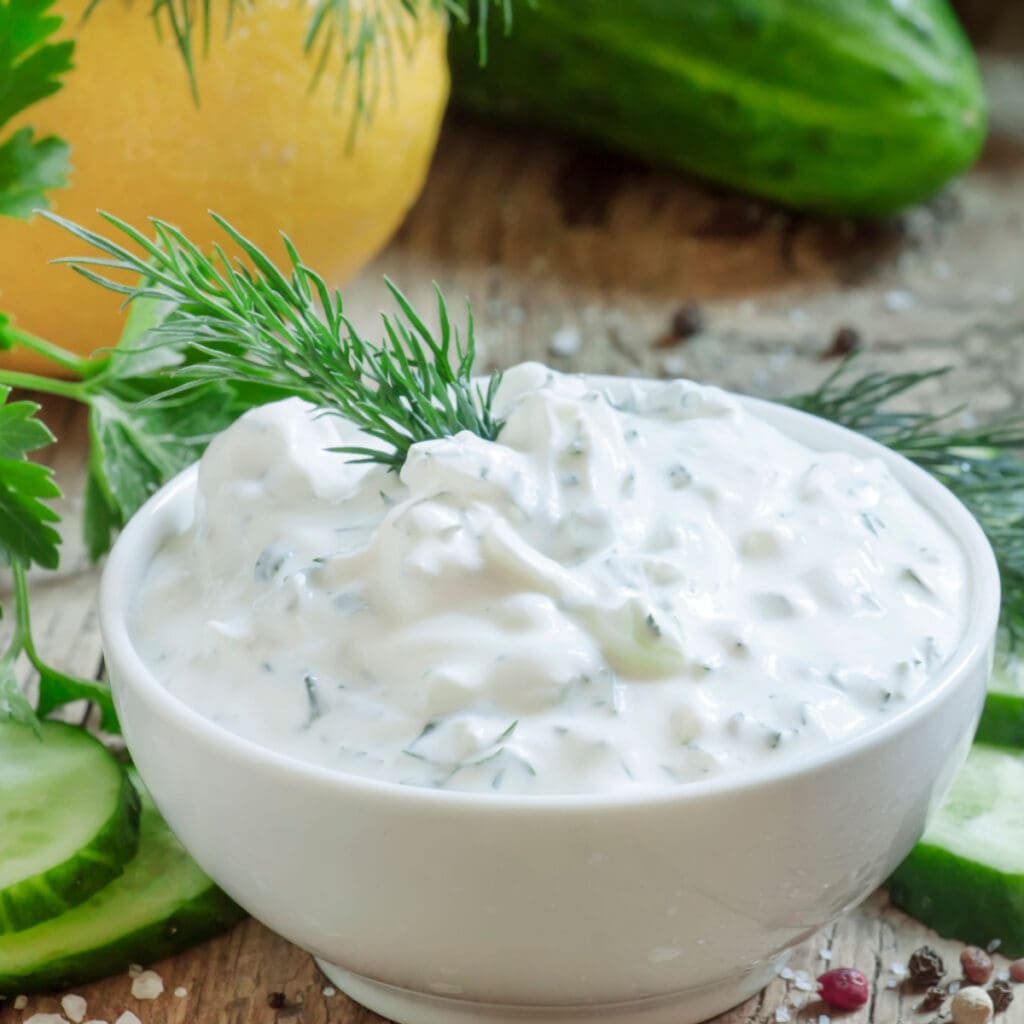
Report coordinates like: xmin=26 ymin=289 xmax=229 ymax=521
xmin=449 ymin=1 xmax=987 ymax=216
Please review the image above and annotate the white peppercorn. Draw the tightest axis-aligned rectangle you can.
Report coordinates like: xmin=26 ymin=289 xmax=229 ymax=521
xmin=951 ymin=986 xmax=994 ymax=1024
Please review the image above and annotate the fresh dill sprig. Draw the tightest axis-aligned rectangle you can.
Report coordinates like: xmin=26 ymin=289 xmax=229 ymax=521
xmin=787 ymin=359 xmax=1024 ymax=640
xmin=44 ymin=210 xmax=504 ymax=471
xmin=88 ymin=0 xmax=516 ymax=116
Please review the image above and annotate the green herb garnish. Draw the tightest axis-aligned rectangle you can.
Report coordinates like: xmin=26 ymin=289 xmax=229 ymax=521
xmin=0 ymin=0 xmax=73 ymax=217
xmin=87 ymin=0 xmax=516 ymax=115
xmin=46 ymin=211 xmax=504 ymax=472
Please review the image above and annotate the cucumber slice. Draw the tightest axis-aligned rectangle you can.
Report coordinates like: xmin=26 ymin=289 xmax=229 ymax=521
xmin=888 ymin=744 xmax=1024 ymax=956
xmin=0 ymin=772 xmax=245 ymax=994
xmin=0 ymin=721 xmax=140 ymax=934
xmin=977 ymin=643 xmax=1024 ymax=749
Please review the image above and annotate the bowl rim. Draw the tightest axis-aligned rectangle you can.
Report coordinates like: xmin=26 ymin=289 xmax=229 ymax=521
xmin=99 ymin=386 xmax=1002 ymax=813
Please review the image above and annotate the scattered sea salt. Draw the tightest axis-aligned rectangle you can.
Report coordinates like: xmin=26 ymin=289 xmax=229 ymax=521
xmin=949 ymin=980 xmax=962 ymax=995
xmin=62 ymin=995 xmax=87 ymax=1023
xmin=130 ymin=969 xmax=164 ymax=1000
xmin=174 ymin=987 xmax=188 ymax=998
xmin=778 ymin=966 xmax=795 ymax=981
xmin=14 ymin=996 xmax=28 ymax=1010
xmin=794 ymin=978 xmax=815 ymax=993
xmin=987 ymin=938 xmax=1002 ymax=953
xmin=819 ymin=948 xmax=832 ymax=961
xmin=886 ymin=979 xmax=900 ymax=990
xmin=883 ymin=289 xmax=915 ymax=313
xmin=818 ymin=1015 xmax=831 ymax=1024
xmin=24 ymin=1016 xmax=67 ymax=1024
xmin=127 ymin=965 xmax=144 ymax=979
xmin=115 ymin=1013 xmax=142 ymax=1024
xmin=891 ymin=961 xmax=908 ymax=976
xmin=659 ymin=353 xmax=688 ymax=378
xmin=322 ymin=986 xmax=336 ymax=997
xmin=548 ymin=326 xmax=582 ymax=358
xmin=997 ymin=968 xmax=1010 ymax=983
xmin=775 ymin=1008 xmax=791 ymax=1023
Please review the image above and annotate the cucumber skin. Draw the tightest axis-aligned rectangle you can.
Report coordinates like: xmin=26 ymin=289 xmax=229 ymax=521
xmin=888 ymin=842 xmax=1024 ymax=957
xmin=977 ymin=692 xmax=1024 ymax=750
xmin=0 ymin=727 xmax=140 ymax=935
xmin=0 ymin=886 xmax=244 ymax=995
xmin=449 ymin=0 xmax=987 ymax=216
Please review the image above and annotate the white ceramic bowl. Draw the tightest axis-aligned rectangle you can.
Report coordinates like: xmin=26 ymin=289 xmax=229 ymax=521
xmin=100 ymin=394 xmax=1000 ymax=1024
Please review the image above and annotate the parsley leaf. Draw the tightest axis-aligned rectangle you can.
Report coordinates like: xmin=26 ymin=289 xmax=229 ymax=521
xmin=0 ymin=388 xmax=119 ymax=730
xmin=0 ymin=384 xmax=61 ymax=570
xmin=0 ymin=0 xmax=74 ymax=217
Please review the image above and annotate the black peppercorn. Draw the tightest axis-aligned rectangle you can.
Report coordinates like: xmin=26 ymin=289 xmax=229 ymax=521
xmin=990 ymin=979 xmax=1014 ymax=1013
xmin=917 ymin=986 xmax=946 ymax=1013
xmin=909 ymin=946 xmax=946 ymax=987
xmin=267 ymin=991 xmax=287 ymax=1010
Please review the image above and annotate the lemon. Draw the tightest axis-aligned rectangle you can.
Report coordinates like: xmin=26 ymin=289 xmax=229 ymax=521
xmin=0 ymin=0 xmax=449 ymax=375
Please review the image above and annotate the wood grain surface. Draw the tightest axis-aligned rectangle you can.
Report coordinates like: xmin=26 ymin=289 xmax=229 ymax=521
xmin=2 ymin=12 xmax=1023 ymax=1023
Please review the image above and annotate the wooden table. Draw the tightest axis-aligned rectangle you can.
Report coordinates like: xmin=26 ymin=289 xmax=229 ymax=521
xmin=4 ymin=16 xmax=1024 ymax=1024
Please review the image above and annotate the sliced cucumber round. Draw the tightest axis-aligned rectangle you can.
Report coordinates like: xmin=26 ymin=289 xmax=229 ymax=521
xmin=0 ymin=772 xmax=245 ymax=994
xmin=0 ymin=721 xmax=140 ymax=934
xmin=977 ymin=643 xmax=1024 ymax=750
xmin=888 ymin=744 xmax=1024 ymax=957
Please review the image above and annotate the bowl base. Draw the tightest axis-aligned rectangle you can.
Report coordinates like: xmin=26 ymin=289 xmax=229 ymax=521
xmin=315 ymin=958 xmax=780 ymax=1024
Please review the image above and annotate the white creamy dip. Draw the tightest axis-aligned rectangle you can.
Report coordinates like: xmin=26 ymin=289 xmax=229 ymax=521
xmin=133 ymin=364 xmax=968 ymax=795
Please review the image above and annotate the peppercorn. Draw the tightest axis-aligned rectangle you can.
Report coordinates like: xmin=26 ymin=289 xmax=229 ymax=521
xmin=821 ymin=325 xmax=862 ymax=360
xmin=962 ymin=947 xmax=994 ymax=985
xmin=817 ymin=967 xmax=870 ymax=1010
xmin=989 ymin=980 xmax=1013 ymax=1013
xmin=951 ymin=986 xmax=994 ymax=1024
xmin=918 ymin=987 xmax=946 ymax=1013
xmin=909 ymin=945 xmax=946 ymax=987
xmin=669 ymin=302 xmax=705 ymax=341
xmin=267 ymin=992 xmax=287 ymax=1010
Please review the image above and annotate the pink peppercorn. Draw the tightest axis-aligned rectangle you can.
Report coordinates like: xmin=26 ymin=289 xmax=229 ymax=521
xmin=818 ymin=967 xmax=871 ymax=1010
xmin=1010 ymin=959 xmax=1024 ymax=984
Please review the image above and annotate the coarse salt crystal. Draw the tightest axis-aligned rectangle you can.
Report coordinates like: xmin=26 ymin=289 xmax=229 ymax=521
xmin=548 ymin=326 xmax=581 ymax=358
xmin=62 ymin=994 xmax=87 ymax=1023
xmin=775 ymin=1008 xmax=791 ymax=1022
xmin=130 ymin=969 xmax=164 ymax=1000
xmin=794 ymin=977 xmax=814 ymax=992
xmin=891 ymin=961 xmax=908 ymax=976
xmin=115 ymin=1013 xmax=142 ymax=1024
xmin=778 ymin=966 xmax=795 ymax=980
xmin=886 ymin=979 xmax=900 ymax=990
xmin=322 ymin=986 xmax=336 ymax=997
xmin=949 ymin=980 xmax=962 ymax=995
xmin=174 ymin=987 xmax=187 ymax=998
xmin=987 ymin=939 xmax=1002 ymax=953
xmin=660 ymin=353 xmax=688 ymax=378
xmin=997 ymin=968 xmax=1010 ymax=982
xmin=819 ymin=948 xmax=832 ymax=961
xmin=818 ymin=1016 xmax=831 ymax=1024
xmin=14 ymin=995 xmax=28 ymax=1010
xmin=24 ymin=1016 xmax=68 ymax=1024
xmin=883 ymin=289 xmax=915 ymax=313
xmin=127 ymin=965 xmax=144 ymax=978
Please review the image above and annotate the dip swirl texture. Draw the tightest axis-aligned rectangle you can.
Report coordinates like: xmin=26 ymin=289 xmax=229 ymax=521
xmin=133 ymin=364 xmax=968 ymax=794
